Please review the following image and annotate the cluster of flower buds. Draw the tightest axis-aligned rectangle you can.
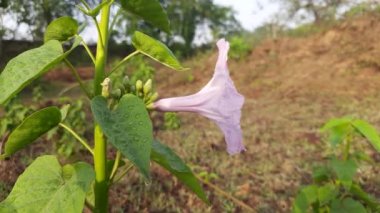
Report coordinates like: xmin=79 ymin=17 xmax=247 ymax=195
xmin=135 ymin=79 xmax=159 ymax=109
xmin=108 ymin=76 xmax=158 ymax=109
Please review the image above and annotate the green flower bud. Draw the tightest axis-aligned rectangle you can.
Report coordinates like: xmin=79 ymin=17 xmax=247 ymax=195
xmin=143 ymin=79 xmax=152 ymax=94
xmin=123 ymin=76 xmax=130 ymax=87
xmin=136 ymin=80 xmax=143 ymax=92
xmin=118 ymin=85 xmax=126 ymax=95
xmin=146 ymin=103 xmax=154 ymax=110
xmin=150 ymin=92 xmax=159 ymax=102
xmin=130 ymin=85 xmax=136 ymax=93
xmin=111 ymin=89 xmax=122 ymax=99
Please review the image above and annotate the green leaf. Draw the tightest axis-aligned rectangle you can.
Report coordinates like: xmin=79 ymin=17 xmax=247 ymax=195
xmin=350 ymin=183 xmax=380 ymax=211
xmin=330 ymin=158 xmax=357 ymax=189
xmin=44 ymin=16 xmax=78 ymax=42
xmin=312 ymin=166 xmax=330 ymax=183
xmin=91 ymin=94 xmax=152 ymax=179
xmin=0 ymin=41 xmax=62 ymax=104
xmin=0 ymin=39 xmax=80 ymax=105
xmin=2 ymin=107 xmax=61 ymax=157
xmin=292 ymin=185 xmax=318 ymax=213
xmin=352 ymin=120 xmax=380 ymax=153
xmin=151 ymin=140 xmax=208 ymax=203
xmin=132 ymin=31 xmax=185 ymax=71
xmin=322 ymin=118 xmax=352 ymax=146
xmin=321 ymin=118 xmax=352 ymax=131
xmin=331 ymin=198 xmax=367 ymax=213
xmin=318 ymin=183 xmax=338 ymax=205
xmin=120 ymin=0 xmax=170 ymax=33
xmin=60 ymin=104 xmax=70 ymax=121
xmin=0 ymin=155 xmax=94 ymax=212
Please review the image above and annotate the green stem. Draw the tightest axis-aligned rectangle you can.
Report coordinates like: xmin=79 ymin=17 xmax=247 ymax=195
xmin=112 ymin=164 xmax=134 ymax=184
xmin=93 ymin=17 xmax=105 ymax=51
xmin=59 ymin=123 xmax=94 ymax=155
xmin=108 ymin=7 xmax=123 ymax=39
xmin=109 ymin=151 xmax=121 ymax=181
xmin=64 ymin=59 xmax=92 ymax=98
xmin=94 ymin=125 xmax=108 ymax=213
xmin=344 ymin=133 xmax=351 ymax=161
xmin=93 ymin=1 xmax=111 ymax=212
xmin=107 ymin=50 xmax=139 ymax=77
xmin=80 ymin=0 xmax=91 ymax=10
xmin=80 ymin=39 xmax=96 ymax=64
xmin=195 ymin=175 xmax=255 ymax=212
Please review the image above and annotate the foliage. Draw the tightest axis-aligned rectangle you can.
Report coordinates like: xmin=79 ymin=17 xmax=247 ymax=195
xmin=274 ymin=0 xmax=355 ymax=24
xmin=228 ymin=36 xmax=252 ymax=60
xmin=344 ymin=2 xmax=380 ymax=18
xmin=0 ymin=155 xmax=94 ymax=212
xmin=47 ymin=98 xmax=88 ymax=157
xmin=114 ymin=0 xmax=241 ymax=57
xmin=109 ymin=54 xmax=155 ymax=88
xmin=0 ymin=98 xmax=35 ymax=139
xmin=0 ymin=0 xmax=95 ymax=40
xmin=286 ymin=23 xmax=325 ymax=37
xmin=164 ymin=112 xmax=181 ymax=130
xmin=0 ymin=1 xmax=210 ymax=212
xmin=292 ymin=118 xmax=380 ymax=213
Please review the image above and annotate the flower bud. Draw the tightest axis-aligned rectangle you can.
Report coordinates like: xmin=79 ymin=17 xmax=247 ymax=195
xmin=146 ymin=103 xmax=154 ymax=110
xmin=149 ymin=92 xmax=159 ymax=102
xmin=143 ymin=79 xmax=152 ymax=94
xmin=111 ymin=89 xmax=122 ymax=99
xmin=136 ymin=80 xmax=143 ymax=92
xmin=101 ymin=78 xmax=111 ymax=98
xmin=123 ymin=76 xmax=130 ymax=87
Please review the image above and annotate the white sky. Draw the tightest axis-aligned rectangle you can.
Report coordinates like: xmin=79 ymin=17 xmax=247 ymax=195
xmin=214 ymin=0 xmax=280 ymax=30
xmin=3 ymin=1 xmax=280 ymax=42
xmin=82 ymin=0 xmax=281 ymax=42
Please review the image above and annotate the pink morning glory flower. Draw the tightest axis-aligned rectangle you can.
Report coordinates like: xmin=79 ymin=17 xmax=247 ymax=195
xmin=154 ymin=39 xmax=245 ymax=155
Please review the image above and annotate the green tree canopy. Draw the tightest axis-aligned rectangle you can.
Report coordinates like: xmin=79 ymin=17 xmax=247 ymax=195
xmin=113 ymin=0 xmax=241 ymax=57
xmin=274 ymin=0 xmax=355 ymax=24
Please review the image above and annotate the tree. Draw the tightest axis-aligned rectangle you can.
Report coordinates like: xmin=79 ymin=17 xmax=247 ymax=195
xmin=274 ymin=0 xmax=354 ymax=24
xmin=113 ymin=0 xmax=241 ymax=57
xmin=0 ymin=0 xmax=96 ymax=41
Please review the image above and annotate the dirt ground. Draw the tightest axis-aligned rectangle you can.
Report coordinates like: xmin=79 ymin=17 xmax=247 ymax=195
xmin=1 ymin=14 xmax=380 ymax=212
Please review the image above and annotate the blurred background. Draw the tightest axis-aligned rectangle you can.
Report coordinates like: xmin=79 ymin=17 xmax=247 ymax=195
xmin=1 ymin=0 xmax=380 ymax=212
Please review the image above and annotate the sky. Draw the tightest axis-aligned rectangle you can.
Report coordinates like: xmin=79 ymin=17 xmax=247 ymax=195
xmin=2 ymin=1 xmax=281 ymax=42
xmin=214 ymin=0 xmax=280 ymax=31
xmin=80 ymin=0 xmax=281 ymax=43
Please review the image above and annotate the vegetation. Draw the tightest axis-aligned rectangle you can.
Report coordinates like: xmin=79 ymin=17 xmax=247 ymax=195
xmin=1 ymin=0 xmax=380 ymax=212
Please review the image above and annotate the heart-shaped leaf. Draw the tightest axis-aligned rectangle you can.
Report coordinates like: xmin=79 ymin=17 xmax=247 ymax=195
xmin=2 ymin=107 xmax=61 ymax=158
xmin=318 ymin=183 xmax=338 ymax=205
xmin=330 ymin=158 xmax=357 ymax=189
xmin=0 ymin=39 xmax=80 ymax=105
xmin=132 ymin=31 xmax=185 ymax=71
xmin=120 ymin=0 xmax=170 ymax=33
xmin=0 ymin=155 xmax=94 ymax=212
xmin=151 ymin=140 xmax=208 ymax=203
xmin=44 ymin=16 xmax=78 ymax=42
xmin=91 ymin=94 xmax=152 ymax=179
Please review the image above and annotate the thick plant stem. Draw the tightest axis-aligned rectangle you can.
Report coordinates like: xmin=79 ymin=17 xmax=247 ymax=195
xmin=94 ymin=125 xmax=108 ymax=213
xmin=94 ymin=2 xmax=111 ymax=96
xmin=93 ymin=1 xmax=111 ymax=213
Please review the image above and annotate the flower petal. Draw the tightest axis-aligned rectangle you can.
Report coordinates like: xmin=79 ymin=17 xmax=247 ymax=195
xmin=154 ymin=38 xmax=245 ymax=154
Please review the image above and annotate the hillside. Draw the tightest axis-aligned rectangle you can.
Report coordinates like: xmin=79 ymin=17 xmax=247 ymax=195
xmin=2 ymin=13 xmax=380 ymax=212
xmin=152 ymin=13 xmax=380 ymax=212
